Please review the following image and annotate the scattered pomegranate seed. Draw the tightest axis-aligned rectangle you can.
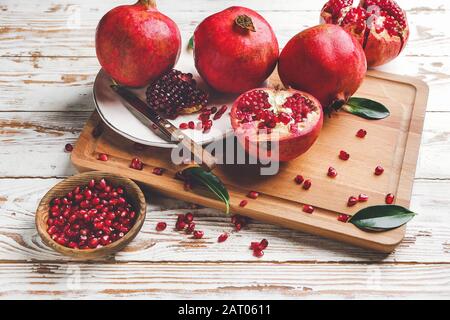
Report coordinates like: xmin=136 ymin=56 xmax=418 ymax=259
xmin=253 ymin=249 xmax=264 ymax=258
xmin=259 ymin=239 xmax=269 ymax=250
xmin=184 ymin=212 xmax=194 ymax=223
xmin=347 ymin=196 xmax=358 ymax=207
xmin=339 ymin=150 xmax=350 ymax=161
xmin=303 ymin=179 xmax=312 ymax=190
xmin=156 ymin=222 xmax=167 ymax=231
xmin=213 ymin=105 xmax=228 ymax=120
xmin=385 ymin=193 xmax=395 ymax=204
xmin=179 ymin=122 xmax=188 ymax=129
xmin=210 ymin=106 xmax=218 ymax=114
xmin=247 ymin=191 xmax=260 ymax=199
xmin=337 ymin=214 xmax=351 ymax=223
xmin=186 ymin=222 xmax=196 ymax=234
xmin=188 ymin=121 xmax=195 ymax=129
xmin=97 ymin=153 xmax=108 ymax=161
xmin=152 ymin=167 xmax=165 ymax=175
xmin=175 ymin=220 xmax=186 ymax=231
xmin=234 ymin=222 xmax=242 ymax=231
xmin=358 ymin=193 xmax=369 ymax=202
xmin=250 ymin=242 xmax=260 ymax=250
xmin=356 ymin=129 xmax=367 ymax=138
xmin=130 ymin=157 xmax=144 ymax=170
xmin=193 ymin=230 xmax=204 ymax=239
xmin=303 ymin=205 xmax=314 ymax=214
xmin=294 ymin=175 xmax=304 ymax=185
xmin=218 ymin=232 xmax=229 ymax=243
xmin=239 ymin=200 xmax=248 ymax=207
xmin=231 ymin=214 xmax=248 ymax=231
xmin=327 ymin=167 xmax=338 ymax=178
xmin=374 ymin=166 xmax=385 ymax=176
xmin=203 ymin=119 xmax=213 ymax=132
xmin=64 ymin=143 xmax=73 ymax=152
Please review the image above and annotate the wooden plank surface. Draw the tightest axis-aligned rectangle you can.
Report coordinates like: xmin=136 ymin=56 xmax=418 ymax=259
xmin=0 ymin=0 xmax=449 ymax=299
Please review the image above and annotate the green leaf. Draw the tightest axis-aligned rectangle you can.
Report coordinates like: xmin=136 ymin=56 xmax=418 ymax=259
xmin=183 ymin=166 xmax=230 ymax=214
xmin=187 ymin=35 xmax=194 ymax=50
xmin=349 ymin=205 xmax=416 ymax=232
xmin=342 ymin=97 xmax=390 ymax=120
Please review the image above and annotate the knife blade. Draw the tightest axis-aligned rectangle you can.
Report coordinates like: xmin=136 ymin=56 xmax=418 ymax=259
xmin=110 ymin=84 xmax=217 ymax=172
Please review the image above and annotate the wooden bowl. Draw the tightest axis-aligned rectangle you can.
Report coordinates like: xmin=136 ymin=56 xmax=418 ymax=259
xmin=36 ymin=171 xmax=146 ymax=260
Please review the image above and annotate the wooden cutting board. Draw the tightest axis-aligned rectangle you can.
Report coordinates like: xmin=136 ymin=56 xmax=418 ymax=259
xmin=71 ymin=70 xmax=428 ymax=253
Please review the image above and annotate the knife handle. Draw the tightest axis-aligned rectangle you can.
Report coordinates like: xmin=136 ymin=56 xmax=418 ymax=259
xmin=166 ymin=126 xmax=217 ymax=171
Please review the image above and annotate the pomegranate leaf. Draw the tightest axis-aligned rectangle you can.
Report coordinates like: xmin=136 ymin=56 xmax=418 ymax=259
xmin=343 ymin=97 xmax=390 ymax=120
xmin=183 ymin=166 xmax=230 ymax=214
xmin=349 ymin=205 xmax=416 ymax=232
xmin=187 ymin=35 xmax=194 ymax=50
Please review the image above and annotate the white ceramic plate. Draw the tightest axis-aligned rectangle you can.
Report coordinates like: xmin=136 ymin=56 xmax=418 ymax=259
xmin=93 ymin=42 xmax=240 ymax=148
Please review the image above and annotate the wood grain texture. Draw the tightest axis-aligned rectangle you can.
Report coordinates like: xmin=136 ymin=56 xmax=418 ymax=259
xmin=0 ymin=0 xmax=449 ymax=299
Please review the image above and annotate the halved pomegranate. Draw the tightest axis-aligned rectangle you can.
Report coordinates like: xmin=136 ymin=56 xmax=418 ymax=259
xmin=320 ymin=0 xmax=409 ymax=67
xmin=230 ymin=88 xmax=323 ymax=162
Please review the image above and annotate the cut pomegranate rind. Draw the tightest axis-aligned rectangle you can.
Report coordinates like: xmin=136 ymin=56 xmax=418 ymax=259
xmin=230 ymin=88 xmax=323 ymax=162
xmin=320 ymin=0 xmax=409 ymax=67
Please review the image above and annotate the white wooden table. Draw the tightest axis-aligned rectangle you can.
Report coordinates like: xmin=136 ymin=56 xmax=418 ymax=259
xmin=1 ymin=0 xmax=449 ymax=299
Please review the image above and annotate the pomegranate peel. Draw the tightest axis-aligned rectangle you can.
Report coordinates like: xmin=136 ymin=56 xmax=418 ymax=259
xmin=230 ymin=88 xmax=323 ymax=162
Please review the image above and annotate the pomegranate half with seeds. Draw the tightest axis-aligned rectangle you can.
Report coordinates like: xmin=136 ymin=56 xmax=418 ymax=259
xmin=230 ymin=88 xmax=323 ymax=162
xmin=193 ymin=6 xmax=279 ymax=94
xmin=278 ymin=24 xmax=367 ymax=112
xmin=320 ymin=0 xmax=409 ymax=67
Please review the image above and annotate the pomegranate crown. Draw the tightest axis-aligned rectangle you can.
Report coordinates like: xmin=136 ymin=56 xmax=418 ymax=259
xmin=138 ymin=0 xmax=157 ymax=9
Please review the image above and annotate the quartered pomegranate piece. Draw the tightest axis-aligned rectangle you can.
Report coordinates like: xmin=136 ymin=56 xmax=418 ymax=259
xmin=230 ymin=88 xmax=323 ymax=162
xmin=146 ymin=69 xmax=209 ymax=119
xmin=320 ymin=0 xmax=409 ymax=67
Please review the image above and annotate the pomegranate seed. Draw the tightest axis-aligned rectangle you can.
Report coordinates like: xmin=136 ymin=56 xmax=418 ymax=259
xmin=247 ymin=191 xmax=260 ymax=199
xmin=337 ymin=214 xmax=350 ymax=223
xmin=303 ymin=179 xmax=312 ymax=190
xmin=152 ymin=167 xmax=165 ymax=176
xmin=184 ymin=212 xmax=194 ymax=223
xmin=339 ymin=150 xmax=350 ymax=161
xmin=186 ymin=222 xmax=196 ymax=234
xmin=239 ymin=200 xmax=248 ymax=207
xmin=302 ymin=205 xmax=314 ymax=214
xmin=193 ymin=230 xmax=204 ymax=239
xmin=327 ymin=167 xmax=338 ymax=178
xmin=179 ymin=122 xmax=188 ymax=129
xmin=347 ymin=196 xmax=358 ymax=207
xmin=234 ymin=222 xmax=242 ymax=231
xmin=130 ymin=157 xmax=144 ymax=170
xmin=88 ymin=238 xmax=99 ymax=249
xmin=188 ymin=121 xmax=195 ymax=129
xmin=259 ymin=239 xmax=269 ymax=250
xmin=356 ymin=129 xmax=367 ymax=138
xmin=213 ymin=105 xmax=227 ymax=120
xmin=175 ymin=220 xmax=186 ymax=231
xmin=218 ymin=232 xmax=229 ymax=243
xmin=358 ymin=193 xmax=369 ymax=202
xmin=64 ymin=143 xmax=73 ymax=152
xmin=294 ymin=175 xmax=304 ymax=185
xmin=210 ymin=106 xmax=218 ymax=114
xmin=250 ymin=242 xmax=260 ymax=250
xmin=97 ymin=153 xmax=108 ymax=161
xmin=156 ymin=222 xmax=167 ymax=231
xmin=374 ymin=166 xmax=384 ymax=176
xmin=253 ymin=249 xmax=264 ymax=258
xmin=385 ymin=193 xmax=395 ymax=204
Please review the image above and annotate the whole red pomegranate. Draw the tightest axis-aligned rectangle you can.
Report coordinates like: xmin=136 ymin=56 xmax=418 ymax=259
xmin=278 ymin=24 xmax=367 ymax=112
xmin=95 ymin=0 xmax=181 ymax=87
xmin=230 ymin=88 xmax=323 ymax=162
xmin=320 ymin=0 xmax=409 ymax=67
xmin=194 ymin=7 xmax=279 ymax=94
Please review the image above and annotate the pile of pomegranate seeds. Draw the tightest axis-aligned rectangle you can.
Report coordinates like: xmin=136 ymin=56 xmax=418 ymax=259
xmin=231 ymin=214 xmax=249 ymax=232
xmin=250 ymin=239 xmax=268 ymax=258
xmin=178 ymin=105 xmax=228 ymax=133
xmin=356 ymin=129 xmax=367 ymax=138
xmin=385 ymin=193 xmax=395 ymax=204
xmin=64 ymin=143 xmax=73 ymax=152
xmin=97 ymin=153 xmax=108 ymax=161
xmin=152 ymin=167 xmax=165 ymax=176
xmin=155 ymin=222 xmax=167 ymax=231
xmin=46 ymin=178 xmax=137 ymax=250
xmin=175 ymin=212 xmax=203 ymax=237
xmin=130 ymin=157 xmax=144 ymax=170
xmin=327 ymin=166 xmax=338 ymax=178
xmin=337 ymin=214 xmax=350 ymax=223
xmin=218 ymin=232 xmax=229 ymax=243
xmin=146 ymin=69 xmax=208 ymax=119
xmin=302 ymin=205 xmax=314 ymax=214
xmin=247 ymin=191 xmax=260 ymax=199
xmin=339 ymin=150 xmax=350 ymax=161
xmin=347 ymin=196 xmax=358 ymax=207
xmin=374 ymin=165 xmax=385 ymax=176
